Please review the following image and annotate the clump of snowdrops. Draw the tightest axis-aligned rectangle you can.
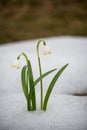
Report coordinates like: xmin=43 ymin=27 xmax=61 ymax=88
xmin=11 ymin=40 xmax=68 ymax=111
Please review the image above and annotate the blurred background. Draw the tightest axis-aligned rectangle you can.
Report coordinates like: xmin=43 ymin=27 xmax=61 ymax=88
xmin=0 ymin=0 xmax=87 ymax=44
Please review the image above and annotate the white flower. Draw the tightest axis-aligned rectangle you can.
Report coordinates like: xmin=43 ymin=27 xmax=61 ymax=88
xmin=42 ymin=45 xmax=52 ymax=55
xmin=11 ymin=59 xmax=21 ymax=69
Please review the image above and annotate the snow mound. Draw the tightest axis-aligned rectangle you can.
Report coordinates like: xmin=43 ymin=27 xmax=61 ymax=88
xmin=0 ymin=36 xmax=87 ymax=130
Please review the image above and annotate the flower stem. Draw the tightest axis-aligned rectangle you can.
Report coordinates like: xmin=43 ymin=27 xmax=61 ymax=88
xmin=38 ymin=56 xmax=43 ymax=109
xmin=36 ymin=40 xmax=46 ymax=110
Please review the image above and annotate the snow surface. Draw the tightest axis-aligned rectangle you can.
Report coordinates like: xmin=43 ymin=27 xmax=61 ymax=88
xmin=0 ymin=36 xmax=87 ymax=130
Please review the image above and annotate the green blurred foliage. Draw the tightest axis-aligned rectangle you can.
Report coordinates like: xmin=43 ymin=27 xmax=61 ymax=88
xmin=0 ymin=0 xmax=87 ymax=44
xmin=0 ymin=0 xmax=10 ymax=6
xmin=0 ymin=0 xmax=42 ymax=6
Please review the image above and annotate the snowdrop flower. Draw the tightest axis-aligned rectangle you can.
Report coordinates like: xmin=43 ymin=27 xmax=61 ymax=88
xmin=11 ymin=59 xmax=20 ymax=69
xmin=42 ymin=45 xmax=52 ymax=55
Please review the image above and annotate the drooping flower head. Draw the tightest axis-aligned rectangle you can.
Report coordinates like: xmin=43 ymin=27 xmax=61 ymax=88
xmin=11 ymin=59 xmax=20 ymax=69
xmin=42 ymin=45 xmax=52 ymax=55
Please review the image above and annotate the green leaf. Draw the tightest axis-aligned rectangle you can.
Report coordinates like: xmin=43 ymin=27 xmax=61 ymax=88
xmin=21 ymin=65 xmax=28 ymax=101
xmin=43 ymin=64 xmax=69 ymax=110
xmin=27 ymin=60 xmax=36 ymax=110
xmin=29 ymin=68 xmax=57 ymax=98
xmin=34 ymin=68 xmax=57 ymax=86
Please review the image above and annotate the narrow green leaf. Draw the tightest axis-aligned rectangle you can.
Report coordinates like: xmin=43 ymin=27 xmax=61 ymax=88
xmin=29 ymin=68 xmax=57 ymax=98
xmin=34 ymin=68 xmax=57 ymax=86
xmin=27 ymin=60 xmax=36 ymax=110
xmin=43 ymin=64 xmax=69 ymax=110
xmin=21 ymin=65 xmax=28 ymax=101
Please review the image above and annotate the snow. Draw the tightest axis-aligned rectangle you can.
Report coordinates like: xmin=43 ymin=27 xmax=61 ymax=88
xmin=0 ymin=36 xmax=87 ymax=130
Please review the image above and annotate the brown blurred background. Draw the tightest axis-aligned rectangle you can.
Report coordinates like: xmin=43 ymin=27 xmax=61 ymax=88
xmin=0 ymin=0 xmax=87 ymax=44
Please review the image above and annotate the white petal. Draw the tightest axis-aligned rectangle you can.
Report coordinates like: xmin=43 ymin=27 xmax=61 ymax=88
xmin=43 ymin=45 xmax=52 ymax=55
xmin=11 ymin=59 xmax=20 ymax=69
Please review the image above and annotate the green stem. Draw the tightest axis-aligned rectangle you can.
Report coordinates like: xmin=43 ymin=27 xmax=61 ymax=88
xmin=27 ymin=100 xmax=31 ymax=111
xmin=36 ymin=40 xmax=46 ymax=110
xmin=39 ymin=56 xmax=43 ymax=109
xmin=17 ymin=52 xmax=29 ymax=64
